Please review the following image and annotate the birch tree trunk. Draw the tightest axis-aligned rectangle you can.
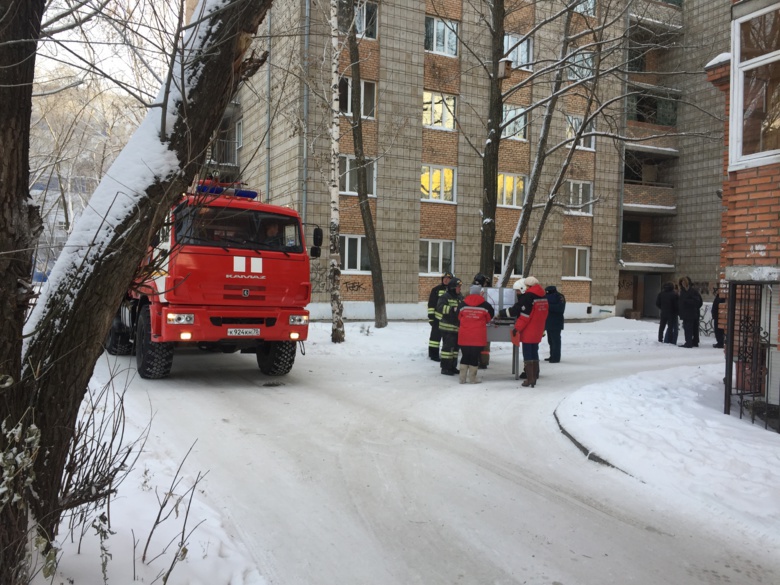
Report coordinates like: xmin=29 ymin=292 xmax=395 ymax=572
xmin=329 ymin=0 xmax=345 ymax=342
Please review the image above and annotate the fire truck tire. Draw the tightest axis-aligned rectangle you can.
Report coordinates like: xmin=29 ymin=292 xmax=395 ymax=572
xmin=256 ymin=341 xmax=296 ymax=376
xmin=104 ymin=316 xmax=132 ymax=355
xmin=136 ymin=305 xmax=174 ymax=379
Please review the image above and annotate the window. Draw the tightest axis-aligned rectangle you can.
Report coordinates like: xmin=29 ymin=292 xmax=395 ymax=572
xmin=494 ymin=243 xmax=524 ymax=276
xmin=563 ymin=246 xmax=590 ymax=278
xmin=564 ymin=180 xmax=593 ymax=214
xmin=730 ymin=5 xmax=780 ymax=169
xmin=571 ymin=0 xmax=596 ymax=16
xmin=497 ymin=172 xmax=526 ymax=207
xmin=421 ymin=165 xmax=456 ymax=202
xmin=627 ymin=93 xmax=677 ymax=126
xmin=338 ymin=2 xmax=378 ymax=39
xmin=566 ymin=115 xmax=595 ymax=150
xmin=622 ymin=220 xmax=641 ymax=243
xmin=420 ymin=239 xmax=454 ymax=274
xmin=339 ymin=78 xmax=376 ymax=118
xmin=339 ymin=155 xmax=376 ymax=196
xmin=568 ymin=51 xmax=594 ymax=81
xmin=628 ymin=45 xmax=646 ymax=72
xmin=423 ymin=91 xmax=457 ymax=130
xmin=236 ymin=120 xmax=243 ymax=149
xmin=502 ymin=105 xmax=527 ymax=140
xmin=424 ymin=16 xmax=458 ymax=57
xmin=504 ymin=34 xmax=532 ymax=70
xmin=339 ymin=235 xmax=371 ymax=272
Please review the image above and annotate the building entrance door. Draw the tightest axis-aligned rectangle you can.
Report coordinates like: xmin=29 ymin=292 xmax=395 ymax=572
xmin=643 ymin=274 xmax=662 ymax=318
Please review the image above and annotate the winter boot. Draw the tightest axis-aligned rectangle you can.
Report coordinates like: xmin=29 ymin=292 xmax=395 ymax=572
xmin=459 ymin=363 xmax=468 ymax=384
xmin=467 ymin=366 xmax=481 ymax=384
xmin=441 ymin=358 xmax=457 ymax=376
xmin=521 ymin=361 xmax=532 ymax=386
xmin=522 ymin=361 xmax=538 ymax=387
xmin=429 ymin=347 xmax=440 ymax=362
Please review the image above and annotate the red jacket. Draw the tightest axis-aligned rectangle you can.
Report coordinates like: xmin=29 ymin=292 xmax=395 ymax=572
xmin=509 ymin=284 xmax=549 ymax=345
xmin=458 ymin=294 xmax=494 ymax=347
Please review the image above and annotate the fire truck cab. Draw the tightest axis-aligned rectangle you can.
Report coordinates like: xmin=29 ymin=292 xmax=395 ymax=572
xmin=105 ymin=184 xmax=322 ymax=379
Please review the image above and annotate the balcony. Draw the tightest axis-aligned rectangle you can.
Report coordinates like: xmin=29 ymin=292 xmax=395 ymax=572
xmin=629 ymin=0 xmax=682 ymax=31
xmin=623 ymin=181 xmax=676 ymax=215
xmin=620 ymin=242 xmax=675 ymax=272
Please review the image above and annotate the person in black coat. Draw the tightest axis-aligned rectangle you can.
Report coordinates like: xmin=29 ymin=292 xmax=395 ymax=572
xmin=544 ymin=285 xmax=566 ymax=362
xmin=712 ymin=289 xmax=725 ymax=348
xmin=678 ymin=276 xmax=703 ymax=348
xmin=656 ymin=281 xmax=678 ymax=344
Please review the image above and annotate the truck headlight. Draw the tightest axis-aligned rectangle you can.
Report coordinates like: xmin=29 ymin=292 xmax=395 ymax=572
xmin=167 ymin=313 xmax=195 ymax=325
xmin=289 ymin=315 xmax=309 ymax=326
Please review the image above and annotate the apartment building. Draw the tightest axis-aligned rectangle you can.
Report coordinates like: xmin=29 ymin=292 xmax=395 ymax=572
xmin=205 ymin=0 xmax=728 ymax=320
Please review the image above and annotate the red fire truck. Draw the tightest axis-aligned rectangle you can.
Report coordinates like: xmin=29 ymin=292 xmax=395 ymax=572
xmin=104 ymin=182 xmax=322 ymax=379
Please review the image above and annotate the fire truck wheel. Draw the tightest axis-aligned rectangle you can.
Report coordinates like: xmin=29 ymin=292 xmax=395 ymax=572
xmin=136 ymin=304 xmax=174 ymax=379
xmin=256 ymin=341 xmax=296 ymax=376
xmin=104 ymin=315 xmax=132 ymax=356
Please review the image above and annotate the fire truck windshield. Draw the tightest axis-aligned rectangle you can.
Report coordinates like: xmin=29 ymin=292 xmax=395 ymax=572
xmin=174 ymin=205 xmax=303 ymax=253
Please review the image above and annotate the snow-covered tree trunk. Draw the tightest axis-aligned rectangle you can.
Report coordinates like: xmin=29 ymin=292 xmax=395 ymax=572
xmin=329 ymin=0 xmax=345 ymax=342
xmin=1 ymin=2 xmax=272 ymax=577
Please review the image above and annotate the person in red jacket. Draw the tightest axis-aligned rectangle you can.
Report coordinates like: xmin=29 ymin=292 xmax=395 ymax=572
xmin=458 ymin=283 xmax=494 ymax=384
xmin=498 ymin=276 xmax=548 ymax=387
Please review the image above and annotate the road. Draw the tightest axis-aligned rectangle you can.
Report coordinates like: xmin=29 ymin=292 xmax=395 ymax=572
xmin=104 ymin=320 xmax=779 ymax=585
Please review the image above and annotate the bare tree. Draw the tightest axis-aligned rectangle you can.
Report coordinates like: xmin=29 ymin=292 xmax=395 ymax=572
xmin=1 ymin=0 xmax=272 ymax=581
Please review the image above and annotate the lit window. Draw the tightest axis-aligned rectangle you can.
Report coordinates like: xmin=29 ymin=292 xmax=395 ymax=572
xmin=339 ymin=78 xmax=376 ymax=118
xmin=502 ymin=105 xmax=527 ymax=140
xmin=729 ymin=5 xmax=780 ymax=169
xmin=339 ymin=235 xmax=371 ymax=272
xmin=420 ymin=239 xmax=454 ymax=274
xmin=563 ymin=246 xmax=590 ymax=278
xmin=566 ymin=115 xmax=595 ymax=150
xmin=421 ymin=165 xmax=457 ymax=202
xmin=423 ymin=91 xmax=457 ymax=130
xmin=424 ymin=16 xmax=458 ymax=57
xmin=564 ymin=180 xmax=593 ymax=214
xmin=503 ymin=34 xmax=532 ymax=70
xmin=339 ymin=155 xmax=376 ymax=196
xmin=494 ymin=243 xmax=524 ymax=276
xmin=497 ymin=173 xmax=526 ymax=207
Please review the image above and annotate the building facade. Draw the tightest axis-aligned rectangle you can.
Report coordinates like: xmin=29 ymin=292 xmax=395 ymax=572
xmin=706 ymin=0 xmax=780 ymax=421
xmin=208 ymin=0 xmax=728 ymax=320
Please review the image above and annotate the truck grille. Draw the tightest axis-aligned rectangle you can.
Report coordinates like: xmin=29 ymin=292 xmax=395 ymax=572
xmin=210 ymin=317 xmax=277 ymax=327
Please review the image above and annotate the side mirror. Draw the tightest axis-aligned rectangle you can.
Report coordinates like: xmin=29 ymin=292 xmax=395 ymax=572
xmin=310 ymin=246 xmax=321 ymax=259
xmin=313 ymin=227 xmax=323 ymax=247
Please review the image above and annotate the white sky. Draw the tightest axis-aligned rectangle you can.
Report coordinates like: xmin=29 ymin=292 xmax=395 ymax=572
xmin=35 ymin=317 xmax=780 ymax=584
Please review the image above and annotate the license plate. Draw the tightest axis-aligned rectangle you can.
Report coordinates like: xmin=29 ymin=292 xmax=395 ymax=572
xmin=227 ymin=328 xmax=260 ymax=337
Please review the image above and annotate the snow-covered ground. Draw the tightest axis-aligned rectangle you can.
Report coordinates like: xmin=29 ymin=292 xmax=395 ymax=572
xmin=38 ymin=317 xmax=780 ymax=584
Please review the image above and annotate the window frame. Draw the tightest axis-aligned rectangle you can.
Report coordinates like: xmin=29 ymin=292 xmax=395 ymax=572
xmin=503 ymin=34 xmax=532 ymax=71
xmin=566 ymin=115 xmax=595 ymax=150
xmin=420 ymin=164 xmax=457 ymax=203
xmin=502 ymin=105 xmax=528 ymax=140
xmin=564 ymin=180 xmax=593 ymax=215
xmin=339 ymin=78 xmax=377 ymax=118
xmin=572 ymin=0 xmax=596 ymax=16
xmin=567 ymin=50 xmax=595 ymax=81
xmin=494 ymin=243 xmax=524 ymax=277
xmin=339 ymin=154 xmax=376 ymax=196
xmin=562 ymin=245 xmax=591 ymax=279
xmin=497 ymin=172 xmax=526 ymax=207
xmin=338 ymin=1 xmax=378 ymax=39
xmin=339 ymin=234 xmax=371 ymax=273
xmin=729 ymin=4 xmax=780 ymax=170
xmin=424 ymin=16 xmax=459 ymax=57
xmin=420 ymin=239 xmax=454 ymax=275
xmin=423 ymin=91 xmax=457 ymax=130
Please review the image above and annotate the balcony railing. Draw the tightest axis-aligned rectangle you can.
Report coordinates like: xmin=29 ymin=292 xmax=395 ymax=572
xmin=208 ymin=139 xmax=239 ymax=167
xmin=621 ymin=242 xmax=675 ymax=269
xmin=623 ymin=181 xmax=677 ymax=214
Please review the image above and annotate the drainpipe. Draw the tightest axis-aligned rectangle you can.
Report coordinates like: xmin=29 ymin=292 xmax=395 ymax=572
xmin=302 ymin=0 xmax=311 ymax=223
xmin=265 ymin=10 xmax=272 ymax=203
